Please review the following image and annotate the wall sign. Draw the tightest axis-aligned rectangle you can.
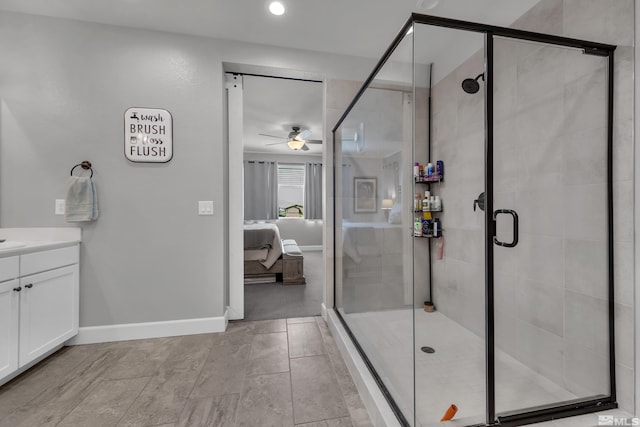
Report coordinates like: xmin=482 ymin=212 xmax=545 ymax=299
xmin=124 ymin=107 xmax=173 ymax=163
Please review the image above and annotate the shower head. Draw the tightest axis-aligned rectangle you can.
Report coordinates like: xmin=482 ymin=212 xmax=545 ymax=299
xmin=461 ymin=73 xmax=484 ymax=94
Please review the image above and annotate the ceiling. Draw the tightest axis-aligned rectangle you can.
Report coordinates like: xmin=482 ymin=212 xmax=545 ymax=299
xmin=0 ymin=0 xmax=540 ymax=156
xmin=242 ymin=76 xmax=323 ymax=156
xmin=0 ymin=0 xmax=540 ymax=59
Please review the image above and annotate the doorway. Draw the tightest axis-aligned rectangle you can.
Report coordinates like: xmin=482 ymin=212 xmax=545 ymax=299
xmin=226 ymin=72 xmax=325 ymax=321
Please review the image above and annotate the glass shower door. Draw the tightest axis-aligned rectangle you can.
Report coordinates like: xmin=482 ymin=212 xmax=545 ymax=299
xmin=491 ymin=36 xmax=612 ymax=418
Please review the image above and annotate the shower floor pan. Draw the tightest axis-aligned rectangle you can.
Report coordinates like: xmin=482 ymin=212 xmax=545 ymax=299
xmin=345 ymin=309 xmax=576 ymax=426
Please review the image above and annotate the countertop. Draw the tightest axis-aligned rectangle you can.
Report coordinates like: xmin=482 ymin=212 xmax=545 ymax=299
xmin=0 ymin=228 xmax=81 ymax=257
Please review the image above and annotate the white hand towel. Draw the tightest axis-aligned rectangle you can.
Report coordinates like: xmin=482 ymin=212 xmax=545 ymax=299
xmin=65 ymin=176 xmax=99 ymax=222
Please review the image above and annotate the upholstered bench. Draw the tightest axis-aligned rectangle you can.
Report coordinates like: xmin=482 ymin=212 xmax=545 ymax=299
xmin=282 ymin=239 xmax=305 ymax=285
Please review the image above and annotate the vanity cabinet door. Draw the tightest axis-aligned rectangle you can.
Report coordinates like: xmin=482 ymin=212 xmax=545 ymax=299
xmin=19 ymin=264 xmax=79 ymax=367
xmin=0 ymin=279 xmax=20 ymax=382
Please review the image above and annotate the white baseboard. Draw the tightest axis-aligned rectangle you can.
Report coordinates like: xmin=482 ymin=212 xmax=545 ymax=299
xmin=67 ymin=310 xmax=229 ymax=345
xmin=327 ymin=309 xmax=401 ymax=427
xmin=299 ymin=245 xmax=322 ymax=252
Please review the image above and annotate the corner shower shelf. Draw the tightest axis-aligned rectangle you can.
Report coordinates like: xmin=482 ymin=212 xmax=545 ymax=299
xmin=415 ymin=208 xmax=442 ymax=213
xmin=415 ymin=176 xmax=443 ymax=183
xmin=414 ymin=234 xmax=443 ymax=239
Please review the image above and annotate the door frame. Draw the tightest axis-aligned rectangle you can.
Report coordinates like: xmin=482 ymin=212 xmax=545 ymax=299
xmin=225 ymin=70 xmax=328 ymax=321
xmin=226 ymin=73 xmax=244 ymax=320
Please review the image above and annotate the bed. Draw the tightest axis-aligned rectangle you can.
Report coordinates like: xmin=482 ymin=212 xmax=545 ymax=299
xmin=336 ymin=220 xmax=408 ymax=311
xmin=244 ymin=223 xmax=284 ymax=282
xmin=340 ymin=221 xmax=403 ymax=264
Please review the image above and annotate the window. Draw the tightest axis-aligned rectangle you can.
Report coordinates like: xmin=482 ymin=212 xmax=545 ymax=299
xmin=277 ymin=163 xmax=305 ymax=217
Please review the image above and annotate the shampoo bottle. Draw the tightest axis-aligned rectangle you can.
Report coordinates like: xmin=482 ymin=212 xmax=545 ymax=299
xmin=422 ymin=195 xmax=430 ymax=211
xmin=422 ymin=219 xmax=431 ymax=236
xmin=436 ymin=160 xmax=444 ymax=178
xmin=427 ymin=163 xmax=434 ymax=177
xmin=433 ymin=218 xmax=441 ymax=237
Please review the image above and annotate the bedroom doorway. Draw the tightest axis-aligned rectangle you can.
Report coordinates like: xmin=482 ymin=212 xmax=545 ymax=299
xmin=226 ymin=72 xmax=325 ymax=321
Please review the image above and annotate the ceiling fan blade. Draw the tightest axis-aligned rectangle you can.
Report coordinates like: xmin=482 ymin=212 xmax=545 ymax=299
xmin=301 ymin=144 xmax=310 ymax=151
xmin=305 ymin=140 xmax=323 ymax=144
xmin=295 ymin=129 xmax=312 ymax=141
xmin=266 ymin=141 xmax=288 ymax=146
xmin=259 ymin=133 xmax=285 ymax=139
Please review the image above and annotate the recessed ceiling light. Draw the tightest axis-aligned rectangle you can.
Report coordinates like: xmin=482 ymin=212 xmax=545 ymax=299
xmin=269 ymin=1 xmax=286 ymax=16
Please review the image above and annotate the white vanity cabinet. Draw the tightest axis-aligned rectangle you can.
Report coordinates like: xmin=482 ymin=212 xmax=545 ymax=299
xmin=19 ymin=263 xmax=79 ymax=366
xmin=0 ymin=256 xmax=20 ymax=381
xmin=0 ymin=245 xmax=79 ymax=385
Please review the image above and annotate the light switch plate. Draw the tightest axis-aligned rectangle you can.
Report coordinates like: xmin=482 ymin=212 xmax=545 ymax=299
xmin=55 ymin=199 xmax=65 ymax=215
xmin=198 ymin=201 xmax=214 ymax=216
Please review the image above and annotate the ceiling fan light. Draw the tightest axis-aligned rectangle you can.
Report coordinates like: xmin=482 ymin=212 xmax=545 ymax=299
xmin=287 ymin=139 xmax=305 ymax=150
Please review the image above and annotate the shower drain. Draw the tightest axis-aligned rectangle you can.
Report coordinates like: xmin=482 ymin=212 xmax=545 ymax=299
xmin=421 ymin=346 xmax=435 ymax=354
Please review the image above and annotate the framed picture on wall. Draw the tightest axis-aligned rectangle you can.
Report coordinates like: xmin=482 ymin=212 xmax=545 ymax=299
xmin=354 ymin=177 xmax=377 ymax=213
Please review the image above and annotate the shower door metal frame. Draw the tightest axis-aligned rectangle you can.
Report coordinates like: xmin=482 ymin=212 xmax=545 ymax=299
xmin=332 ymin=13 xmax=617 ymax=427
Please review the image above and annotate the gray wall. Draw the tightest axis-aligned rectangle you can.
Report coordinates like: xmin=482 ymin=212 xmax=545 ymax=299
xmin=0 ymin=11 xmax=375 ymax=327
xmin=430 ymin=0 xmax=634 ymax=412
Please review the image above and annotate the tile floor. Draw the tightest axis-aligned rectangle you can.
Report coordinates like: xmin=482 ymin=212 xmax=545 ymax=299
xmin=0 ymin=316 xmax=372 ymax=427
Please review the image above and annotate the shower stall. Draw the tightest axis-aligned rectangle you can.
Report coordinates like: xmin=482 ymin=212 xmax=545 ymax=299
xmin=332 ymin=14 xmax=615 ymax=427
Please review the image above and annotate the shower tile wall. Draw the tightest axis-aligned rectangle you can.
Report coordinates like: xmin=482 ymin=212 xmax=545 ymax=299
xmin=414 ymin=87 xmax=432 ymax=307
xmin=430 ymin=47 xmax=486 ymax=339
xmin=430 ymin=0 xmax=635 ymax=412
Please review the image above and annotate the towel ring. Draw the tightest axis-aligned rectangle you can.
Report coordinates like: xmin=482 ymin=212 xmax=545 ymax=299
xmin=70 ymin=161 xmax=93 ymax=178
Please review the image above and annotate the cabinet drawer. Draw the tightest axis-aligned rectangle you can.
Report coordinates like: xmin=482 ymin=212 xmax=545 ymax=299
xmin=0 ymin=257 xmax=19 ymax=282
xmin=20 ymin=246 xmax=79 ymax=277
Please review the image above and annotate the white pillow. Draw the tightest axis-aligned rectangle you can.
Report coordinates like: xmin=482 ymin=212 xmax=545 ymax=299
xmin=388 ymin=204 xmax=402 ymax=224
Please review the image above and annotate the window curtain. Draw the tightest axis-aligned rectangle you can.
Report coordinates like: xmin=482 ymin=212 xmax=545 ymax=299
xmin=304 ymin=162 xmax=323 ymax=220
xmin=244 ymin=161 xmax=278 ymax=220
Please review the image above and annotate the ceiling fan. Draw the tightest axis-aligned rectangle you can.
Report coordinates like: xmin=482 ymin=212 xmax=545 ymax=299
xmin=260 ymin=126 xmax=323 ymax=151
